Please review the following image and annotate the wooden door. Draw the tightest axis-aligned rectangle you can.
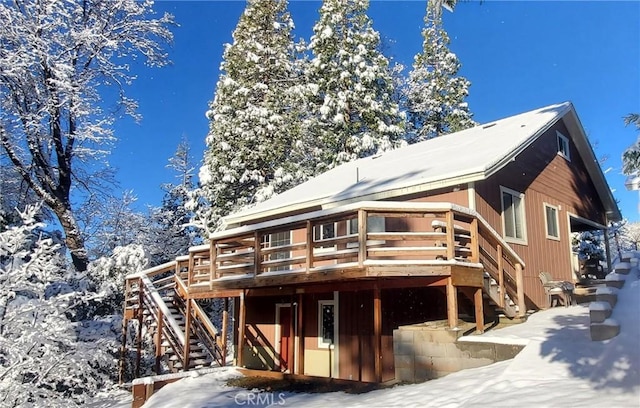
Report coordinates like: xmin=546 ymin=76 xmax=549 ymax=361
xmin=278 ymin=306 xmax=291 ymax=372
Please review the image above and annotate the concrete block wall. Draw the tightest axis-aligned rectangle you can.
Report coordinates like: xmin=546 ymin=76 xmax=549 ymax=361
xmin=393 ymin=322 xmax=524 ymax=383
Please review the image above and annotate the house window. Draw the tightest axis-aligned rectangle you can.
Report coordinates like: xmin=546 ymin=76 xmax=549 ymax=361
xmin=544 ymin=204 xmax=560 ymax=240
xmin=263 ymin=231 xmax=291 ymax=271
xmin=501 ymin=187 xmax=527 ymax=243
xmin=313 ymin=222 xmax=337 ymax=252
xmin=348 ymin=216 xmax=385 ymax=235
xmin=557 ymin=131 xmax=571 ymax=161
xmin=318 ymin=300 xmax=335 ymax=348
xmin=347 ymin=216 xmax=386 ymax=247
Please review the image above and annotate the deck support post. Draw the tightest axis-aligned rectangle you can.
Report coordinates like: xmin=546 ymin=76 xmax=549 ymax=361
xmin=515 ymin=263 xmax=526 ymax=317
xmin=135 ymin=285 xmax=144 ymax=378
xmin=154 ymin=310 xmax=163 ymax=373
xmin=446 ymin=277 xmax=458 ymax=329
xmin=296 ymin=293 xmax=304 ymax=375
xmin=373 ymin=284 xmax=382 ymax=383
xmin=237 ymin=290 xmax=246 ymax=367
xmin=288 ymin=295 xmax=295 ymax=373
xmin=603 ymin=229 xmax=613 ymax=272
xmin=183 ymin=299 xmax=192 ymax=371
xmin=118 ymin=315 xmax=128 ymax=384
xmin=221 ymin=297 xmax=229 ymax=366
xmin=474 ymin=287 xmax=484 ymax=334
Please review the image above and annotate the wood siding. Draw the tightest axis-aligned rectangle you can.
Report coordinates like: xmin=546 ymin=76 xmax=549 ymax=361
xmin=475 ymin=118 xmax=607 ymax=308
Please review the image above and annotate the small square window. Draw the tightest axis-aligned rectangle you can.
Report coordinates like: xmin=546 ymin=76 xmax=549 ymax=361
xmin=544 ymin=204 xmax=560 ymax=240
xmin=557 ymin=131 xmax=571 ymax=161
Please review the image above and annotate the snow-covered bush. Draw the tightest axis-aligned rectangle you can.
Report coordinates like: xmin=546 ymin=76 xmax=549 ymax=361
xmin=0 ymin=205 xmax=120 ymax=406
xmin=87 ymin=244 xmax=148 ymax=316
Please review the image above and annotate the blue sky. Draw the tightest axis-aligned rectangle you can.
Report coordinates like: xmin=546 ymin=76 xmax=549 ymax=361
xmin=112 ymin=0 xmax=640 ymax=221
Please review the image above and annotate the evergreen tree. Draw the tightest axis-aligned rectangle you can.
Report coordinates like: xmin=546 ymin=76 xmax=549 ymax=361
xmin=404 ymin=0 xmax=475 ymax=143
xmin=194 ymin=0 xmax=304 ymax=233
xmin=300 ymin=0 xmax=405 ymax=175
xmin=146 ymin=140 xmax=198 ymax=265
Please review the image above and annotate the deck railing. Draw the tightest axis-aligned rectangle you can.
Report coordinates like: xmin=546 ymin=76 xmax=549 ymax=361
xmin=185 ymin=202 xmax=524 ymax=310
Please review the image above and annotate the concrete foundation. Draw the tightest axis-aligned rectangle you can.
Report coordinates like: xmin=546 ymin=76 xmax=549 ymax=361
xmin=393 ymin=321 xmax=524 ymax=383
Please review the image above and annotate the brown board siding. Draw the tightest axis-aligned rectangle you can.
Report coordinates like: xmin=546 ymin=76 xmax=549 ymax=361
xmin=475 ymin=118 xmax=607 ymax=308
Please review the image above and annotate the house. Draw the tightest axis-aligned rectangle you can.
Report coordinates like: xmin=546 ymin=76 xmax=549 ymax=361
xmin=121 ymin=102 xmax=621 ymax=392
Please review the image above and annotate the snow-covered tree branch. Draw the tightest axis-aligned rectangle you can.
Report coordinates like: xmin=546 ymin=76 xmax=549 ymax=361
xmin=0 ymin=0 xmax=173 ymax=271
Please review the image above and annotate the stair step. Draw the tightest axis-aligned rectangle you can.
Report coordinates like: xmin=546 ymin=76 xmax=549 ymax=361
xmin=589 ymin=301 xmax=612 ymax=323
xmin=595 ymin=287 xmax=618 ymax=308
xmin=613 ymin=262 xmax=632 ymax=275
xmin=590 ymin=319 xmax=620 ymax=341
xmin=172 ymin=359 xmax=213 ymax=370
xmin=169 ymin=352 xmax=211 ymax=362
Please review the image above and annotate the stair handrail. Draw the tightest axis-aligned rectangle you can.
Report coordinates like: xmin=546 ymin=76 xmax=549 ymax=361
xmin=188 ymin=299 xmax=224 ymax=366
xmin=140 ymin=274 xmax=186 ymax=347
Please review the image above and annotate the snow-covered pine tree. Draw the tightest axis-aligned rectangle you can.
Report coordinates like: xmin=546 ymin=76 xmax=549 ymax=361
xmin=404 ymin=0 xmax=475 ymax=143
xmin=301 ymin=0 xmax=404 ymax=175
xmin=146 ymin=140 xmax=198 ymax=265
xmin=193 ymin=0 xmax=304 ymax=234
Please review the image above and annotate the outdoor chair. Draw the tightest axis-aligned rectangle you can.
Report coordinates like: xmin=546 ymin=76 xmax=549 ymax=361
xmin=539 ymin=271 xmax=575 ymax=307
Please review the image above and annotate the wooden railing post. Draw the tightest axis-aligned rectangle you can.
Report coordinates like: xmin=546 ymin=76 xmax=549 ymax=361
xmin=515 ymin=263 xmax=526 ymax=317
xmin=306 ymin=220 xmax=313 ymax=272
xmin=445 ymin=211 xmax=455 ymax=260
xmin=254 ymin=231 xmax=261 ymax=276
xmin=210 ymin=241 xmax=216 ymax=289
xmin=187 ymin=252 xmax=194 ymax=288
xmin=183 ymin=299 xmax=192 ymax=371
xmin=358 ymin=209 xmax=367 ymax=267
xmin=470 ymin=218 xmax=480 ymax=263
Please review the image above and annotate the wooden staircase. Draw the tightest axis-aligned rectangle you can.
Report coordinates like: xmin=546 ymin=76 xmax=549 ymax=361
xmin=119 ymin=262 xmax=225 ymax=383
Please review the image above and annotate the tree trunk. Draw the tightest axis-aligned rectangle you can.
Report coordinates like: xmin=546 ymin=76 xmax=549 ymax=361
xmin=54 ymin=204 xmax=89 ymax=272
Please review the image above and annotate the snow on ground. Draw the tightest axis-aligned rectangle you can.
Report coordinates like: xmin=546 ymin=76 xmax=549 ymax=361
xmin=137 ymin=274 xmax=640 ymax=408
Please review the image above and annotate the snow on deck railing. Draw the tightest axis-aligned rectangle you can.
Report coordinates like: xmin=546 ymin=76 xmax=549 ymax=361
xmin=210 ymin=201 xmax=525 ymax=268
xmin=126 ymin=260 xmax=176 ymax=280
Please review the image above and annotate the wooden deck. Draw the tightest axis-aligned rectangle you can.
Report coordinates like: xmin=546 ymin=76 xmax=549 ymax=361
xmin=120 ymin=201 xmax=527 ymax=388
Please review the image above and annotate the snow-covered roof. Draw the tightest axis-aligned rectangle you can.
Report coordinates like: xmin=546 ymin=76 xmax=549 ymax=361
xmin=223 ymin=102 xmax=620 ymax=227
